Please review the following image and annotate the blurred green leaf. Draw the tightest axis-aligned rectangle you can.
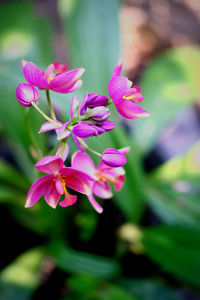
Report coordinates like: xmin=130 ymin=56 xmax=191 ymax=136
xmin=97 ymin=284 xmax=138 ymax=300
xmin=142 ymin=225 xmax=200 ymax=287
xmin=134 ymin=46 xmax=200 ymax=153
xmin=120 ymin=278 xmax=183 ymax=300
xmin=0 ymin=248 xmax=44 ymax=300
xmin=51 ymin=243 xmax=121 ymax=280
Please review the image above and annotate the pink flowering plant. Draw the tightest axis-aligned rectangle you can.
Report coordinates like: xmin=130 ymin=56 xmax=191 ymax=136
xmin=16 ymin=60 xmax=149 ymax=213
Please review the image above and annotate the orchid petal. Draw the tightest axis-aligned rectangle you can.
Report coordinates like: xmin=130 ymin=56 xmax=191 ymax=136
xmin=87 ymin=193 xmax=103 ymax=213
xmin=100 ymin=120 xmax=115 ymax=132
xmin=22 ymin=62 xmax=49 ymax=89
xmin=70 ymin=96 xmax=80 ymax=120
xmin=16 ymin=83 xmax=39 ymax=107
xmin=50 ymin=68 xmax=85 ymax=93
xmin=59 ymin=192 xmax=77 ymax=207
xmin=79 ymin=93 xmax=88 ymax=115
xmin=93 ymin=181 xmax=113 ymax=199
xmin=35 ymin=156 xmax=64 ymax=174
xmin=25 ymin=175 xmax=52 ymax=207
xmin=101 ymin=148 xmax=126 ymax=167
xmin=60 ymin=168 xmax=93 ymax=195
xmin=56 ymin=143 xmax=69 ymax=161
xmin=44 ymin=179 xmax=61 ymax=208
xmin=71 ymin=151 xmax=96 ymax=178
xmin=111 ymin=60 xmax=122 ymax=78
xmin=39 ymin=121 xmax=62 ymax=133
xmin=56 ymin=122 xmax=72 ymax=140
xmin=73 ymin=135 xmax=87 ymax=151
xmin=53 ymin=62 xmax=67 ymax=74
xmin=116 ymin=100 xmax=150 ymax=119
xmin=114 ymin=175 xmax=125 ymax=191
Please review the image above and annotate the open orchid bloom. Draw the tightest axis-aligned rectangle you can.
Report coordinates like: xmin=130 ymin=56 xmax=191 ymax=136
xmin=108 ymin=61 xmax=150 ymax=119
xmin=21 ymin=60 xmax=85 ymax=93
xmin=25 ymin=156 xmax=93 ymax=209
xmin=71 ymin=151 xmax=126 ymax=213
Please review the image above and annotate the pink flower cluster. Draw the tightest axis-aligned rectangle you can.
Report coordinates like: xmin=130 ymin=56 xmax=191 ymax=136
xmin=16 ymin=60 xmax=149 ymax=213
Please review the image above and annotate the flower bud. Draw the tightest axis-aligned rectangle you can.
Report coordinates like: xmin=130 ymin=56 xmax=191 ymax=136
xmin=16 ymin=83 xmax=39 ymax=107
xmin=101 ymin=148 xmax=126 ymax=167
xmin=86 ymin=106 xmax=110 ymax=122
xmin=87 ymin=93 xmax=108 ymax=108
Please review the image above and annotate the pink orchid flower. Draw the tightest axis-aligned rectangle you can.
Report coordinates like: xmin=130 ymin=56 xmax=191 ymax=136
xmin=71 ymin=151 xmax=126 ymax=213
xmin=108 ymin=61 xmax=150 ymax=119
xmin=25 ymin=155 xmax=93 ymax=209
xmin=21 ymin=60 xmax=85 ymax=94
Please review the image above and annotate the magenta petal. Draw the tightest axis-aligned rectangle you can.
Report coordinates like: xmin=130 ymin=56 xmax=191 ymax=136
xmin=50 ymin=68 xmax=85 ymax=93
xmin=16 ymin=83 xmax=39 ymax=107
xmin=93 ymin=181 xmax=113 ymax=199
xmin=65 ymin=79 xmax=83 ymax=93
xmin=60 ymin=167 xmax=93 ymax=195
xmin=59 ymin=193 xmax=77 ymax=207
xmin=44 ymin=180 xmax=61 ymax=208
xmin=79 ymin=93 xmax=88 ymax=115
xmin=56 ymin=142 xmax=69 ymax=161
xmin=101 ymin=148 xmax=126 ymax=167
xmin=116 ymin=99 xmax=150 ymax=119
xmin=71 ymin=151 xmax=96 ymax=177
xmin=53 ymin=62 xmax=67 ymax=74
xmin=22 ymin=62 xmax=49 ymax=89
xmin=87 ymin=93 xmax=108 ymax=108
xmin=114 ymin=175 xmax=125 ymax=191
xmin=72 ymin=122 xmax=98 ymax=138
xmin=87 ymin=193 xmax=103 ymax=213
xmin=100 ymin=120 xmax=115 ymax=132
xmin=119 ymin=147 xmax=130 ymax=155
xmin=39 ymin=121 xmax=62 ymax=133
xmin=111 ymin=60 xmax=122 ymax=78
xmin=25 ymin=175 xmax=52 ymax=207
xmin=73 ymin=135 xmax=87 ymax=151
xmin=35 ymin=156 xmax=64 ymax=174
xmin=56 ymin=122 xmax=72 ymax=140
xmin=108 ymin=76 xmax=130 ymax=105
xmin=70 ymin=96 xmax=80 ymax=120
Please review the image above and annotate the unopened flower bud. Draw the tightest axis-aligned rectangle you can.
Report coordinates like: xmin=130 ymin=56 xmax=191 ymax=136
xmin=16 ymin=83 xmax=39 ymax=107
xmin=101 ymin=148 xmax=126 ymax=167
xmin=87 ymin=93 xmax=108 ymax=108
xmin=86 ymin=106 xmax=110 ymax=122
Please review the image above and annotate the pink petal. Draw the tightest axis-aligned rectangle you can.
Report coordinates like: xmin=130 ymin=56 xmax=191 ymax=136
xmin=44 ymin=179 xmax=61 ymax=208
xmin=93 ymin=181 xmax=113 ymax=199
xmin=119 ymin=147 xmax=130 ymax=155
xmin=71 ymin=151 xmax=96 ymax=177
xmin=55 ymin=177 xmax=64 ymax=195
xmin=70 ymin=96 xmax=80 ymax=120
xmin=87 ymin=193 xmax=103 ymax=213
xmin=72 ymin=122 xmax=98 ymax=138
xmin=116 ymin=99 xmax=150 ymax=119
xmin=65 ymin=79 xmax=83 ymax=93
xmin=53 ymin=62 xmax=67 ymax=74
xmin=60 ymin=168 xmax=93 ymax=195
xmin=50 ymin=68 xmax=85 ymax=93
xmin=25 ymin=175 xmax=52 ymax=207
xmin=56 ymin=143 xmax=69 ymax=161
xmin=35 ymin=156 xmax=64 ymax=175
xmin=111 ymin=60 xmax=122 ymax=78
xmin=114 ymin=175 xmax=125 ymax=191
xmin=73 ymin=135 xmax=87 ymax=151
xmin=56 ymin=122 xmax=72 ymax=140
xmin=59 ymin=192 xmax=77 ymax=207
xmin=39 ymin=121 xmax=62 ymax=133
xmin=108 ymin=76 xmax=131 ymax=105
xmin=22 ymin=62 xmax=49 ymax=89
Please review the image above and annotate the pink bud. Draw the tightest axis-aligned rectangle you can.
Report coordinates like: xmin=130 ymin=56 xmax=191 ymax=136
xmin=101 ymin=148 xmax=126 ymax=167
xmin=16 ymin=83 xmax=39 ymax=107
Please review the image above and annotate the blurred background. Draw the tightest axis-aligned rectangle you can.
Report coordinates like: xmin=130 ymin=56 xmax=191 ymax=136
xmin=0 ymin=0 xmax=200 ymax=299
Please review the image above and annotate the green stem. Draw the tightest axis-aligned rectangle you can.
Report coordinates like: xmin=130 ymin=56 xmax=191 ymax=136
xmin=25 ymin=109 xmax=42 ymax=160
xmin=31 ymin=102 xmax=62 ymax=127
xmin=76 ymin=137 xmax=101 ymax=158
xmin=46 ymin=89 xmax=56 ymax=120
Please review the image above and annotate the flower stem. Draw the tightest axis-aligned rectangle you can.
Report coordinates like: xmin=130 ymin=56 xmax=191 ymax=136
xmin=46 ymin=89 xmax=56 ymax=120
xmin=31 ymin=101 xmax=62 ymax=127
xmin=76 ymin=137 xmax=102 ymax=158
xmin=25 ymin=109 xmax=42 ymax=160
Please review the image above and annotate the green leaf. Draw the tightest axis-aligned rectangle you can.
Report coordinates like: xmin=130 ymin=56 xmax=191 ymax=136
xmin=134 ymin=46 xmax=200 ymax=153
xmin=0 ymin=248 xmax=44 ymax=300
xmin=142 ymin=225 xmax=200 ymax=287
xmin=120 ymin=278 xmax=183 ymax=300
xmin=51 ymin=243 xmax=121 ymax=280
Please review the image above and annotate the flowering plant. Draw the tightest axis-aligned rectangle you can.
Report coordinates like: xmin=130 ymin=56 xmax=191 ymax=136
xmin=16 ymin=60 xmax=149 ymax=213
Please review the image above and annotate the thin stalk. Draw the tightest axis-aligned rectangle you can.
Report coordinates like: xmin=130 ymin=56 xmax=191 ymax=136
xmin=46 ymin=89 xmax=56 ymax=120
xmin=31 ymin=102 xmax=62 ymax=127
xmin=25 ymin=109 xmax=42 ymax=160
xmin=77 ymin=137 xmax=101 ymax=158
